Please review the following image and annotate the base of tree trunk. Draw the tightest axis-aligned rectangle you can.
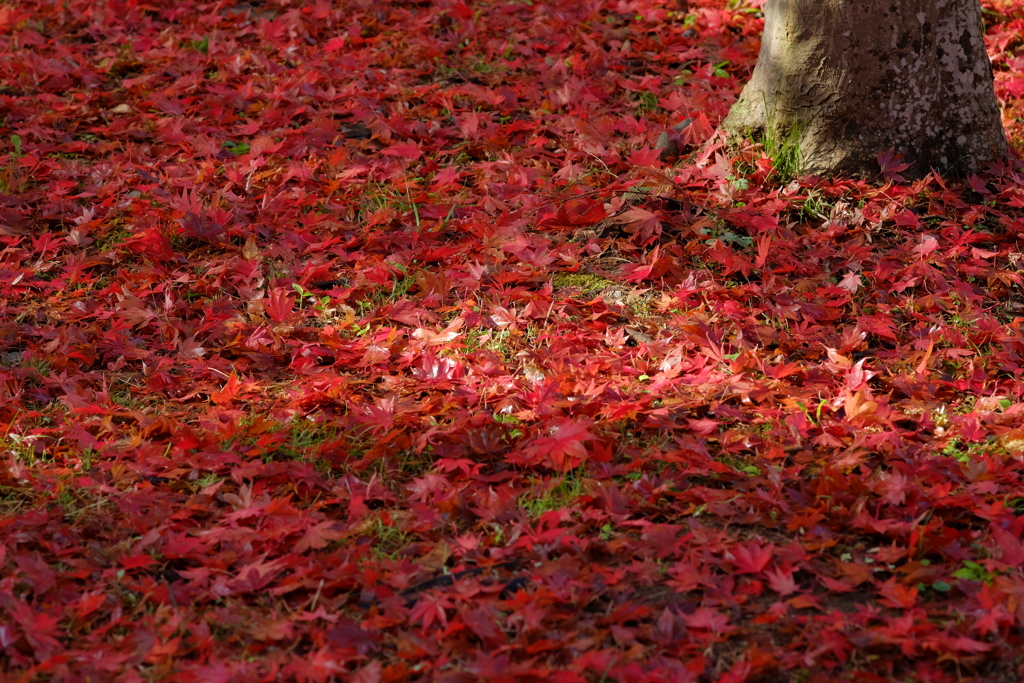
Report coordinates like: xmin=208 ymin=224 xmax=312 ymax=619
xmin=722 ymin=0 xmax=1007 ymax=179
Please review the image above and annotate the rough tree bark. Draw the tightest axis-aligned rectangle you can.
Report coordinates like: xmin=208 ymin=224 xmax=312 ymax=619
xmin=722 ymin=0 xmax=1007 ymax=178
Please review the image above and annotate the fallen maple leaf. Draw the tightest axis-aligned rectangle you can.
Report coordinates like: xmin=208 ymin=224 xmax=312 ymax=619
xmin=555 ymin=197 xmax=606 ymax=227
xmin=412 ymin=317 xmax=464 ymax=345
xmin=913 ymin=235 xmax=939 ymax=260
xmin=990 ymin=523 xmax=1024 ymax=566
xmin=296 ymin=520 xmax=347 ymax=553
xmin=843 ymin=389 xmax=879 ymax=423
xmin=878 ymin=578 xmax=918 ymax=609
xmin=409 ymin=593 xmax=453 ymax=629
xmin=382 ymin=142 xmax=422 ymax=160
xmin=838 ymin=270 xmax=861 ymax=293
xmin=264 ymin=287 xmax=296 ymax=324
xmin=728 ymin=542 xmax=775 ymax=574
xmin=516 ymin=418 xmax=595 ymax=470
xmin=765 ymin=565 xmax=798 ymax=596
xmin=350 ymin=661 xmax=383 ymax=683
xmin=877 ymin=148 xmax=910 ymax=182
xmin=323 ymin=36 xmax=347 ymax=53
xmin=417 ymin=539 xmax=451 ymax=572
xmin=210 ymin=372 xmax=240 ymax=405
xmin=614 ymin=207 xmax=663 ymax=245
xmin=683 ymin=607 xmax=732 ymax=633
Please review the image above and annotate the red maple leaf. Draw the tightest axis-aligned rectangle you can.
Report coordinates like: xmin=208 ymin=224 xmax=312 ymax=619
xmin=295 ymin=520 xmax=347 ymax=553
xmin=728 ymin=542 xmax=775 ymax=574
xmin=555 ymin=197 xmax=606 ymax=227
xmin=991 ymin=523 xmax=1024 ymax=566
xmin=878 ymin=578 xmax=918 ymax=609
xmin=877 ymin=148 xmax=910 ymax=182
xmin=263 ymin=287 xmax=296 ymax=324
xmin=409 ymin=593 xmax=453 ymax=629
xmin=382 ymin=142 xmax=422 ymax=160
xmin=516 ymin=419 xmax=595 ymax=470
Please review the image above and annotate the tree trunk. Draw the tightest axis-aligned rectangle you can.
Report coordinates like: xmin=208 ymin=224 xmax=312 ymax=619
xmin=722 ymin=0 xmax=1007 ymax=178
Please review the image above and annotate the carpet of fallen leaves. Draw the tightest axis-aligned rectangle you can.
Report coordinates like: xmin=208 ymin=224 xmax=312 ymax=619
xmin=6 ymin=0 xmax=1024 ymax=680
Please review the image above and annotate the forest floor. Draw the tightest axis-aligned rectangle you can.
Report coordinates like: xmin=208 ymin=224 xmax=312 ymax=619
xmin=3 ymin=0 xmax=1024 ymax=681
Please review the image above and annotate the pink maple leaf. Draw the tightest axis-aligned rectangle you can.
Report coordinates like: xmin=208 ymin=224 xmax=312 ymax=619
xmin=728 ymin=542 xmax=775 ymax=574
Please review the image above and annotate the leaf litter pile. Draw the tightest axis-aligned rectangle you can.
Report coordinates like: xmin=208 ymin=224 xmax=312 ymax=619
xmin=6 ymin=0 xmax=1024 ymax=680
